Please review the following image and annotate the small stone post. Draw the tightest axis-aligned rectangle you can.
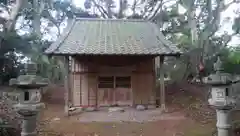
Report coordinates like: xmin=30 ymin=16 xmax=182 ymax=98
xmin=203 ymin=56 xmax=239 ymax=136
xmin=9 ymin=63 xmax=48 ymax=136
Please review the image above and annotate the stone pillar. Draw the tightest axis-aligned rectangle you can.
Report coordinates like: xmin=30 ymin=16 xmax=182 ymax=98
xmin=216 ymin=109 xmax=232 ymax=136
xmin=20 ymin=114 xmax=38 ymax=136
xmin=17 ymin=110 xmax=40 ymax=136
xmin=148 ymin=93 xmax=156 ymax=109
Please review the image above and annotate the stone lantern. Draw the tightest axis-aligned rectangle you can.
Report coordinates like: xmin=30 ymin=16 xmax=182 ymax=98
xmin=9 ymin=63 xmax=49 ymax=136
xmin=203 ymin=56 xmax=240 ymax=136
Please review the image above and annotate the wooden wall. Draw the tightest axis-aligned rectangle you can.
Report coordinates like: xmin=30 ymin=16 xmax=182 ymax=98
xmin=70 ymin=57 xmax=97 ymax=107
xmin=69 ymin=56 xmax=156 ymax=107
xmin=132 ymin=60 xmax=155 ymax=106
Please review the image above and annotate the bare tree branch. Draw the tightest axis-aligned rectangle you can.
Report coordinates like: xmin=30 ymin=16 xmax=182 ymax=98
xmin=0 ymin=3 xmax=10 ymax=14
xmin=201 ymin=0 xmax=223 ymax=42
xmin=196 ymin=7 xmax=205 ymax=20
xmin=132 ymin=0 xmax=138 ymax=15
xmin=15 ymin=20 xmax=31 ymax=32
xmin=223 ymin=0 xmax=240 ymax=10
xmin=91 ymin=0 xmax=109 ymax=18
xmin=42 ymin=10 xmax=60 ymax=27
xmin=146 ymin=0 xmax=164 ymax=21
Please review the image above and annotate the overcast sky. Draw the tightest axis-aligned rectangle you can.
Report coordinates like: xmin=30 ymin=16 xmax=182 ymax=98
xmin=73 ymin=0 xmax=240 ymax=47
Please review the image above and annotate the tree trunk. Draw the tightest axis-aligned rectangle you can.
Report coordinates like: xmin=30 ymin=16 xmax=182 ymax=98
xmin=5 ymin=0 xmax=24 ymax=32
xmin=33 ymin=0 xmax=42 ymax=37
xmin=118 ymin=0 xmax=124 ymax=18
xmin=106 ymin=0 xmax=113 ymax=18
xmin=186 ymin=1 xmax=199 ymax=75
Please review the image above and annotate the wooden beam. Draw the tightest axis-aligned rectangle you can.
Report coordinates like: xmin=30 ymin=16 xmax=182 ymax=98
xmin=71 ymin=71 xmax=155 ymax=74
xmin=95 ymin=75 xmax=98 ymax=108
xmin=64 ymin=56 xmax=70 ymax=116
xmin=159 ymin=55 xmax=166 ymax=111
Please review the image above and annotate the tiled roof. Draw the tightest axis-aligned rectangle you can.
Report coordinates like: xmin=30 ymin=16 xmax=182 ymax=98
xmin=45 ymin=18 xmax=182 ymax=56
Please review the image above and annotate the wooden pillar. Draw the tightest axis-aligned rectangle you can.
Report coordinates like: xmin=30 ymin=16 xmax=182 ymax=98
xmin=64 ymin=56 xmax=70 ymax=116
xmin=159 ymin=55 xmax=166 ymax=111
xmin=68 ymin=57 xmax=73 ymax=106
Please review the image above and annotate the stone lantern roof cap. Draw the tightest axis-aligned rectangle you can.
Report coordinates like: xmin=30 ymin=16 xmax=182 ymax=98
xmin=203 ymin=73 xmax=235 ymax=86
xmin=9 ymin=62 xmax=49 ymax=89
xmin=9 ymin=75 xmax=49 ymax=89
xmin=203 ymin=56 xmax=240 ymax=86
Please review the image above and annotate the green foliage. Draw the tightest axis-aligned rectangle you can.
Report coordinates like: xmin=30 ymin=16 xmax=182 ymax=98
xmin=0 ymin=31 xmax=36 ymax=84
xmin=224 ymin=61 xmax=240 ymax=74
xmin=222 ymin=48 xmax=240 ymax=74
xmin=0 ymin=0 xmax=99 ymax=84
xmin=228 ymin=49 xmax=240 ymax=64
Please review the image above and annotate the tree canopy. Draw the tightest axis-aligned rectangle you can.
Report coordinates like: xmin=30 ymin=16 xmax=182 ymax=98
xmin=0 ymin=0 xmax=239 ymax=84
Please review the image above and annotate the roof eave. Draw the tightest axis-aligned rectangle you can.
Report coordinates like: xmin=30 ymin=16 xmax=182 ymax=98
xmin=44 ymin=52 xmax=182 ymax=57
xmin=75 ymin=17 xmax=147 ymax=22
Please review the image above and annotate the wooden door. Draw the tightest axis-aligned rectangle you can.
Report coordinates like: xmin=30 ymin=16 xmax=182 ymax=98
xmin=97 ymin=76 xmax=114 ymax=107
xmin=115 ymin=88 xmax=132 ymax=106
xmin=98 ymin=88 xmax=114 ymax=106
xmin=114 ymin=76 xmax=132 ymax=106
xmin=97 ymin=76 xmax=132 ymax=107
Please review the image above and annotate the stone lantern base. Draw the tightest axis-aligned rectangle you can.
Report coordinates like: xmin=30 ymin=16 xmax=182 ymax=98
xmin=14 ymin=103 xmax=45 ymax=136
xmin=20 ymin=114 xmax=38 ymax=136
xmin=215 ymin=109 xmax=233 ymax=136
